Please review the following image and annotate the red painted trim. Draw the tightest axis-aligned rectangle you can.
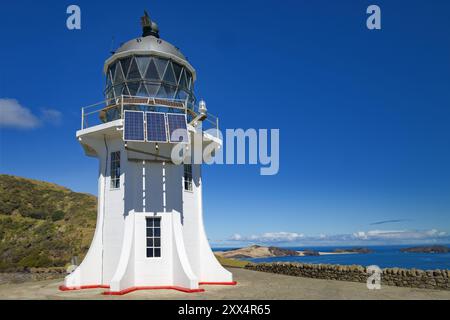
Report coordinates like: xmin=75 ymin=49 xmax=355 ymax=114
xmin=102 ymin=286 xmax=205 ymax=296
xmin=59 ymin=284 xmax=110 ymax=291
xmin=199 ymin=281 xmax=237 ymax=286
xmin=61 ymin=282 xmax=236 ymax=295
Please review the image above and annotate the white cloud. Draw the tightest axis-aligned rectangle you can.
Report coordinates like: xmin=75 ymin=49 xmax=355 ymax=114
xmin=352 ymin=229 xmax=449 ymax=241
xmin=230 ymin=234 xmax=242 ymax=241
xmin=0 ymin=99 xmax=62 ymax=129
xmin=228 ymin=229 xmax=449 ymax=245
xmin=230 ymin=232 xmax=305 ymax=243
xmin=0 ymin=99 xmax=40 ymax=129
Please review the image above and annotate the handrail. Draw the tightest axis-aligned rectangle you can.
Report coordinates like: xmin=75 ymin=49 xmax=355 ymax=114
xmin=80 ymin=95 xmax=220 ymax=138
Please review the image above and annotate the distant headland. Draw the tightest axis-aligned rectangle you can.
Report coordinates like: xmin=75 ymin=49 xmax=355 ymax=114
xmin=400 ymin=245 xmax=450 ymax=254
xmin=215 ymin=245 xmax=374 ymax=259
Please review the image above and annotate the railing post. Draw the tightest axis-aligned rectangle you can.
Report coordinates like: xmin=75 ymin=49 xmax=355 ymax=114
xmin=216 ymin=117 xmax=219 ymax=139
xmin=121 ymin=95 xmax=124 ymax=119
xmin=81 ymin=107 xmax=84 ymax=129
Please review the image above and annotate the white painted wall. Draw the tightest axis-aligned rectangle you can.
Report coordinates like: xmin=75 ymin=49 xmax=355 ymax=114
xmin=65 ymin=124 xmax=233 ymax=291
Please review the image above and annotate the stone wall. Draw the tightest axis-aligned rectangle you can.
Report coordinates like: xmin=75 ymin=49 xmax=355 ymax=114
xmin=0 ymin=268 xmax=66 ymax=285
xmin=245 ymin=262 xmax=450 ymax=291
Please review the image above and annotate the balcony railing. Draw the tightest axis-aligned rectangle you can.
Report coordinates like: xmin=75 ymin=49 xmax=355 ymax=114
xmin=80 ymin=95 xmax=220 ymax=138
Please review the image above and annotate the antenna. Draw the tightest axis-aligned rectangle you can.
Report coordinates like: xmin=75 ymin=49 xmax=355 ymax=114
xmin=109 ymin=36 xmax=116 ymax=55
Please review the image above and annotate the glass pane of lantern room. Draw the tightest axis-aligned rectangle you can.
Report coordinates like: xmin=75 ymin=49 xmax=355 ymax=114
xmin=114 ymin=84 xmax=124 ymax=98
xmin=128 ymin=82 xmax=140 ymax=96
xmin=106 ymin=88 xmax=114 ymax=101
xmin=106 ymin=71 xmax=112 ymax=88
xmin=122 ymin=84 xmax=130 ymax=96
xmin=128 ymin=58 xmax=142 ymax=80
xmin=172 ymin=63 xmax=182 ymax=84
xmin=163 ymin=62 xmax=177 ymax=85
xmin=137 ymin=84 xmax=149 ymax=97
xmin=176 ymin=89 xmax=188 ymax=101
xmin=136 ymin=56 xmax=150 ymax=77
xmin=114 ymin=63 xmax=125 ymax=84
xmin=164 ymin=85 xmax=176 ymax=99
xmin=145 ymin=59 xmax=160 ymax=80
xmin=187 ymin=74 xmax=193 ymax=91
xmin=146 ymin=84 xmax=159 ymax=96
xmin=120 ymin=57 xmax=132 ymax=78
xmin=154 ymin=58 xmax=168 ymax=80
xmin=109 ymin=63 xmax=117 ymax=84
xmin=179 ymin=69 xmax=188 ymax=90
xmin=156 ymin=85 xmax=167 ymax=98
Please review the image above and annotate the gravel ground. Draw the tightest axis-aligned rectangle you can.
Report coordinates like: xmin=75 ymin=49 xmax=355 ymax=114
xmin=0 ymin=268 xmax=449 ymax=300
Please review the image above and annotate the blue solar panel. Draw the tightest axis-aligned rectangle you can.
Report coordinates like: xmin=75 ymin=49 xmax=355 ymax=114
xmin=124 ymin=111 xmax=145 ymax=141
xmin=146 ymin=112 xmax=167 ymax=142
xmin=167 ymin=113 xmax=189 ymax=143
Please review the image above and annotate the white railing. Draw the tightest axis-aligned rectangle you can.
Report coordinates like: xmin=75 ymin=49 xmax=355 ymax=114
xmin=80 ymin=95 xmax=220 ymax=138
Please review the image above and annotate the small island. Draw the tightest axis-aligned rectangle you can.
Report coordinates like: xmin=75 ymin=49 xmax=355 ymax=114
xmin=302 ymin=250 xmax=320 ymax=256
xmin=400 ymin=245 xmax=450 ymax=254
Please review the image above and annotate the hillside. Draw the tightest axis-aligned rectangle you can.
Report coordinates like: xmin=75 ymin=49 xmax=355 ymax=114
xmin=215 ymin=245 xmax=374 ymax=259
xmin=215 ymin=245 xmax=302 ymax=259
xmin=0 ymin=175 xmax=97 ymax=271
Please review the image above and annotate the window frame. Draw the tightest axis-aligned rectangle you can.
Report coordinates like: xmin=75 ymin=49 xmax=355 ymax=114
xmin=183 ymin=164 xmax=193 ymax=192
xmin=110 ymin=151 xmax=121 ymax=190
xmin=146 ymin=217 xmax=162 ymax=258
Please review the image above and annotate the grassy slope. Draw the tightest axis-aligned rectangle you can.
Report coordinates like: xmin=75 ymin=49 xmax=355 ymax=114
xmin=0 ymin=174 xmax=244 ymax=272
xmin=0 ymin=175 xmax=97 ymax=271
xmin=215 ymin=254 xmax=249 ymax=268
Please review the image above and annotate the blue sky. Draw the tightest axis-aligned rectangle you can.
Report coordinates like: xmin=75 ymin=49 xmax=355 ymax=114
xmin=0 ymin=0 xmax=449 ymax=247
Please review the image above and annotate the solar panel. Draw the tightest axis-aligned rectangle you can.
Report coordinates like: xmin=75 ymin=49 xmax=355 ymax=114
xmin=167 ymin=113 xmax=189 ymax=143
xmin=124 ymin=111 xmax=145 ymax=141
xmin=146 ymin=112 xmax=167 ymax=142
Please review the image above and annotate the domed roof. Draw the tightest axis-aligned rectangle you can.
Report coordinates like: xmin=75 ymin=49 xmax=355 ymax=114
xmin=115 ymin=36 xmax=187 ymax=61
xmin=103 ymin=12 xmax=195 ymax=79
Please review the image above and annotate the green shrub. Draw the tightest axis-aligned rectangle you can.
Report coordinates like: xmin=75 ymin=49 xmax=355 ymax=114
xmin=51 ymin=211 xmax=65 ymax=221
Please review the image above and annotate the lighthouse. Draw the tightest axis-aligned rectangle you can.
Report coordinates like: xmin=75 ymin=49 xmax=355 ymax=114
xmin=61 ymin=11 xmax=234 ymax=295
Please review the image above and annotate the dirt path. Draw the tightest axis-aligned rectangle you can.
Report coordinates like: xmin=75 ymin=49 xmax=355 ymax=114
xmin=0 ymin=268 xmax=449 ymax=300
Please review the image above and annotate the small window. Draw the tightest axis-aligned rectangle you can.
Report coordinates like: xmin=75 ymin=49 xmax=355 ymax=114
xmin=184 ymin=164 xmax=193 ymax=191
xmin=146 ymin=217 xmax=161 ymax=258
xmin=110 ymin=151 xmax=121 ymax=189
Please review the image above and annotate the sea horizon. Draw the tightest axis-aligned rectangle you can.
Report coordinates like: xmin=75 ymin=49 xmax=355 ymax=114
xmin=212 ymin=244 xmax=450 ymax=270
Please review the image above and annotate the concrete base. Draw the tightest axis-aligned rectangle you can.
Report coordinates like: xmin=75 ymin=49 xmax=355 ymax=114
xmin=63 ymin=210 xmax=233 ymax=294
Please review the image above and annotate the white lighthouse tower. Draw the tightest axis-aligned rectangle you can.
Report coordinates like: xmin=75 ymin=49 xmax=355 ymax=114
xmin=61 ymin=11 xmax=234 ymax=295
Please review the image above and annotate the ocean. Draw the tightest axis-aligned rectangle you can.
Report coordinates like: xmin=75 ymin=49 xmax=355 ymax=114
xmin=212 ymin=245 xmax=450 ymax=270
